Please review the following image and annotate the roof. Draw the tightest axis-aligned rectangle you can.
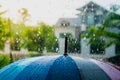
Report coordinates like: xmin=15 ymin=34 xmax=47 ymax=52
xmin=55 ymin=18 xmax=81 ymax=27
xmin=76 ymin=1 xmax=108 ymax=12
xmin=76 ymin=1 xmax=120 ymax=15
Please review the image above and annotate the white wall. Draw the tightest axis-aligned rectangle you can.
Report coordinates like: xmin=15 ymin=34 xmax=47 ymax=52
xmin=55 ymin=26 xmax=80 ymax=38
xmin=105 ymin=45 xmax=116 ymax=57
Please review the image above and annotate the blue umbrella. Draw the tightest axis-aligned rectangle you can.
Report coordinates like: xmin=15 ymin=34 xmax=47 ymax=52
xmin=0 ymin=37 xmax=120 ymax=80
xmin=0 ymin=55 xmax=120 ymax=80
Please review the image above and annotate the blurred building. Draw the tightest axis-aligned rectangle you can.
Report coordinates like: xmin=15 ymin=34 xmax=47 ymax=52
xmin=55 ymin=1 xmax=119 ymax=57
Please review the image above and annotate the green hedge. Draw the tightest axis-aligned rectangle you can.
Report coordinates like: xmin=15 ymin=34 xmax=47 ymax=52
xmin=107 ymin=55 xmax=120 ymax=66
xmin=29 ymin=52 xmax=43 ymax=57
xmin=0 ymin=54 xmax=10 ymax=69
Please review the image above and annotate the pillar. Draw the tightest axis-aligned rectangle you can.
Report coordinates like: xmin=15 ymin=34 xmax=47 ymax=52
xmin=58 ymin=38 xmax=65 ymax=54
xmin=81 ymin=38 xmax=90 ymax=56
xmin=105 ymin=45 xmax=116 ymax=57
xmin=4 ymin=40 xmax=10 ymax=54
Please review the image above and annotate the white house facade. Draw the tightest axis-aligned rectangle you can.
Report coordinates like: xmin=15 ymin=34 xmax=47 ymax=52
xmin=55 ymin=1 xmax=118 ymax=57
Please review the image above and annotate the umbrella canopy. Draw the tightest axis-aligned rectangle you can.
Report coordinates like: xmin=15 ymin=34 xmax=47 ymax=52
xmin=0 ymin=55 xmax=120 ymax=80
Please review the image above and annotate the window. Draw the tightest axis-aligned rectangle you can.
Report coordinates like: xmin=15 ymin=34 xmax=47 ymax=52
xmin=87 ymin=12 xmax=94 ymax=26
xmin=82 ymin=15 xmax=86 ymax=23
xmin=59 ymin=33 xmax=66 ymax=38
xmin=61 ymin=21 xmax=70 ymax=27
xmin=95 ymin=15 xmax=103 ymax=24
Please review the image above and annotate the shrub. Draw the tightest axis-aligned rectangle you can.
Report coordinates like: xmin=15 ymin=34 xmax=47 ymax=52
xmin=0 ymin=54 xmax=10 ymax=69
xmin=107 ymin=55 xmax=120 ymax=66
xmin=29 ymin=52 xmax=43 ymax=57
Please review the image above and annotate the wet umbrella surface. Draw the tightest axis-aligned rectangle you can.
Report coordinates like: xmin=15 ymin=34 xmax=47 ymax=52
xmin=0 ymin=55 xmax=120 ymax=80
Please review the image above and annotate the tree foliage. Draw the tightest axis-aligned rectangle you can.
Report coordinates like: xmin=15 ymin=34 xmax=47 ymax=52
xmin=0 ymin=54 xmax=10 ymax=69
xmin=0 ymin=7 xmax=57 ymax=53
xmin=39 ymin=23 xmax=57 ymax=52
xmin=83 ymin=5 xmax=120 ymax=54
xmin=83 ymin=5 xmax=120 ymax=44
xmin=0 ymin=18 xmax=11 ymax=49
xmin=10 ymin=22 xmax=57 ymax=53
xmin=18 ymin=8 xmax=31 ymax=24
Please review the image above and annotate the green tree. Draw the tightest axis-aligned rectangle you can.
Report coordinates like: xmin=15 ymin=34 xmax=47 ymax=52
xmin=20 ymin=27 xmax=44 ymax=52
xmin=17 ymin=22 xmax=57 ymax=53
xmin=10 ymin=8 xmax=31 ymax=51
xmin=83 ymin=5 xmax=120 ymax=54
xmin=0 ymin=18 xmax=11 ymax=50
xmin=18 ymin=8 xmax=31 ymax=24
xmin=38 ymin=22 xmax=57 ymax=52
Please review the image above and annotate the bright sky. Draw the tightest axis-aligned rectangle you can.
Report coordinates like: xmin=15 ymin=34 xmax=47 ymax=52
xmin=0 ymin=0 xmax=120 ymax=25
